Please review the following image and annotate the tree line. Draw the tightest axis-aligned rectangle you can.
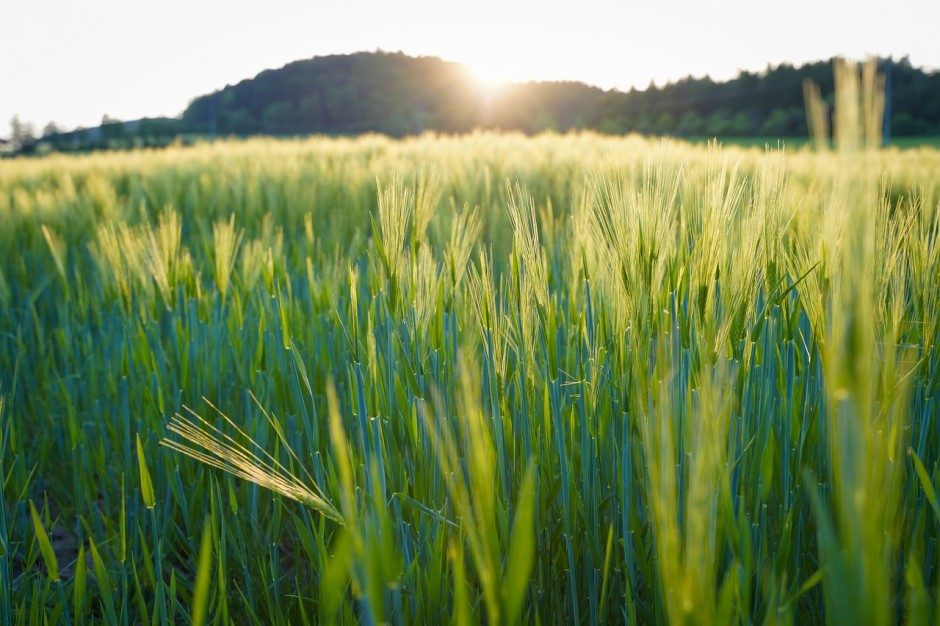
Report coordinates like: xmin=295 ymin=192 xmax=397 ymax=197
xmin=9 ymin=51 xmax=940 ymax=155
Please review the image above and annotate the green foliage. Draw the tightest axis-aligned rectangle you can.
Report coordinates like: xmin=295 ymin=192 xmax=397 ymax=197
xmin=191 ymin=519 xmax=214 ymax=626
xmin=0 ymin=123 xmax=939 ymax=625
xmin=28 ymin=502 xmax=59 ymax=583
xmin=137 ymin=434 xmax=156 ymax=509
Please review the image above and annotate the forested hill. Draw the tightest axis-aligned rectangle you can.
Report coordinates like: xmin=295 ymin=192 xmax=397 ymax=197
xmin=183 ymin=53 xmax=487 ymax=137
xmin=180 ymin=51 xmax=939 ymax=138
xmin=27 ymin=51 xmax=940 ymax=154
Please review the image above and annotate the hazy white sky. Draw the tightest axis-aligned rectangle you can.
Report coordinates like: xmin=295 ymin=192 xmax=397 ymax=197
xmin=3 ymin=0 xmax=938 ymax=132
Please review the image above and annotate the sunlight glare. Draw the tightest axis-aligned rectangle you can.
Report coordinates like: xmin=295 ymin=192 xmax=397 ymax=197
xmin=466 ymin=57 xmax=514 ymax=93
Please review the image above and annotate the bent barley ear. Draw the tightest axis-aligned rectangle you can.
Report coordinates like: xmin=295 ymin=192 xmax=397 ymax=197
xmin=161 ymin=400 xmax=343 ymax=524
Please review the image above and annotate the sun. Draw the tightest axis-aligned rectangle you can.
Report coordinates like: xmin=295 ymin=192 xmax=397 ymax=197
xmin=465 ymin=58 xmax=513 ymax=93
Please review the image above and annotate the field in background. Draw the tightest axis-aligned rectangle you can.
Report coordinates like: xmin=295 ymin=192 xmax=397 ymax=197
xmin=1 ymin=132 xmax=939 ymax=624
xmin=685 ymin=135 xmax=940 ymax=149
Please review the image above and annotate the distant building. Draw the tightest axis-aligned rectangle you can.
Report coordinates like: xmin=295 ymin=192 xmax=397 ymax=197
xmin=0 ymin=138 xmax=14 ymax=154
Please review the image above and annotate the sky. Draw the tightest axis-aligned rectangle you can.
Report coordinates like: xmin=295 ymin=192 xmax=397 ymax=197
xmin=3 ymin=0 xmax=939 ymax=133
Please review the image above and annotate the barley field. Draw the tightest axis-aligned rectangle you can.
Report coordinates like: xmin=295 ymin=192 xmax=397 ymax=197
xmin=1 ymin=125 xmax=939 ymax=625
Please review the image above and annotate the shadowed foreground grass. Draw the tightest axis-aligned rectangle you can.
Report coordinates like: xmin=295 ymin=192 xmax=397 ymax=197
xmin=1 ymin=126 xmax=939 ymax=624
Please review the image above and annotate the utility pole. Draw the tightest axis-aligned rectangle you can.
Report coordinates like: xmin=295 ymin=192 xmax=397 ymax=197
xmin=882 ymin=57 xmax=892 ymax=147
